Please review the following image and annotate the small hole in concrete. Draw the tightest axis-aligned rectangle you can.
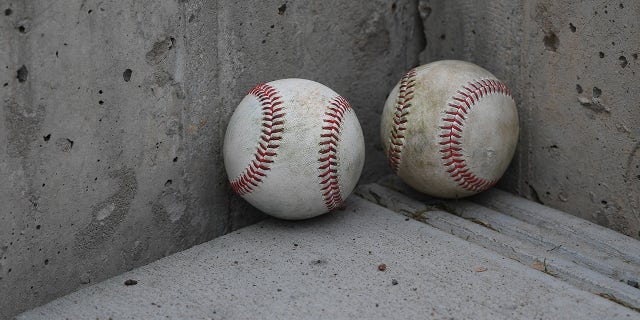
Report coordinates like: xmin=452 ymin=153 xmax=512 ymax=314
xmin=599 ymin=51 xmax=604 ymax=58
xmin=592 ymin=87 xmax=602 ymax=98
xmin=123 ymin=69 xmax=132 ymax=82
xmin=44 ymin=259 xmax=49 ymax=265
xmin=422 ymin=6 xmax=432 ymax=19
xmin=170 ymin=37 xmax=176 ymax=48
xmin=165 ymin=179 xmax=172 ymax=187
xmin=98 ymin=89 xmax=103 ymax=94
xmin=124 ymin=279 xmax=138 ymax=286
xmin=619 ymin=55 xmax=628 ymax=68
xmin=633 ymin=53 xmax=638 ymax=60
xmin=55 ymin=51 xmax=58 ymax=57
xmin=87 ymin=10 xmax=92 ymax=14
xmin=3 ymin=83 xmax=8 ymax=87
xmin=188 ymin=14 xmax=195 ymax=22
xmin=5 ymin=8 xmax=12 ymax=16
xmin=543 ymin=31 xmax=559 ymax=51
xmin=277 ymin=3 xmax=286 ymax=15
xmin=43 ymin=134 xmax=51 ymax=141
xmin=270 ymin=24 xmax=274 ymax=28
xmin=575 ymin=84 xmax=583 ymax=93
xmin=173 ymin=157 xmax=178 ymax=162
xmin=18 ymin=25 xmax=26 ymax=33
xmin=16 ymin=65 xmax=28 ymax=82
xmin=601 ymin=200 xmax=607 ymax=205
xmin=98 ymin=100 xmax=104 ymax=105
xmin=439 ymin=34 xmax=446 ymax=40
xmin=261 ymin=39 xmax=266 ymax=44
xmin=569 ymin=23 xmax=576 ymax=32
xmin=36 ymin=225 xmax=41 ymax=229
xmin=391 ymin=3 xmax=397 ymax=11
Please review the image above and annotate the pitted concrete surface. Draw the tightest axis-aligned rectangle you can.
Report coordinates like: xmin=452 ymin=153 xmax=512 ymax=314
xmin=3 ymin=0 xmax=640 ymax=318
xmin=19 ymin=197 xmax=638 ymax=320
xmin=0 ymin=1 xmax=421 ymax=317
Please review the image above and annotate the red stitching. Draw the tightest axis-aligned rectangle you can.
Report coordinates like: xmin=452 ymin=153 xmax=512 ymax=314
xmin=318 ymin=95 xmax=352 ymax=211
xmin=230 ymin=83 xmax=285 ymax=195
xmin=439 ymin=78 xmax=511 ymax=192
xmin=387 ymin=68 xmax=417 ymax=173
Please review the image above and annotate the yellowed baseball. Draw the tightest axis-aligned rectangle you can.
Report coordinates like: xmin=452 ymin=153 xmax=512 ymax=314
xmin=381 ymin=60 xmax=519 ymax=198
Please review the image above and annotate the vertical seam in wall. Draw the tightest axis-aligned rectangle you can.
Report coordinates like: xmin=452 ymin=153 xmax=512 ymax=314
xmin=520 ymin=1 xmax=533 ymax=197
xmin=411 ymin=0 xmax=426 ymax=68
xmin=215 ymin=0 xmax=234 ymax=235
xmin=177 ymin=0 xmax=188 ymax=234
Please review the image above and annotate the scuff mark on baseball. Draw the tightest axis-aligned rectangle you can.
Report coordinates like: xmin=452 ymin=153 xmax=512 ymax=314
xmin=224 ymin=79 xmax=365 ymax=220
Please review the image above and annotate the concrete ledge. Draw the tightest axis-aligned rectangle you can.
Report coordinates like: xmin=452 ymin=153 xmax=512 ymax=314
xmin=19 ymin=197 xmax=638 ymax=319
xmin=359 ymin=177 xmax=640 ymax=313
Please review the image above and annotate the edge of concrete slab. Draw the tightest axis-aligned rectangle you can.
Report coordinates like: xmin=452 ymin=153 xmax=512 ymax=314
xmin=357 ymin=179 xmax=640 ymax=313
xmin=18 ymin=196 xmax=639 ymax=320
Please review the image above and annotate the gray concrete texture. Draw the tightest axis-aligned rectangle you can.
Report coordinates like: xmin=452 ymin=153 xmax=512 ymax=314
xmin=18 ymin=197 xmax=639 ymax=320
xmin=0 ymin=0 xmax=422 ymax=317
xmin=418 ymin=0 xmax=640 ymax=238
xmin=357 ymin=179 xmax=640 ymax=310
xmin=2 ymin=0 xmax=640 ymax=318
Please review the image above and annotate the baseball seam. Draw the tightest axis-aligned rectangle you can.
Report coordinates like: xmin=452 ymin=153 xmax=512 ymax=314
xmin=387 ymin=68 xmax=417 ymax=173
xmin=230 ymin=83 xmax=285 ymax=195
xmin=439 ymin=79 xmax=511 ymax=192
xmin=318 ymin=95 xmax=351 ymax=211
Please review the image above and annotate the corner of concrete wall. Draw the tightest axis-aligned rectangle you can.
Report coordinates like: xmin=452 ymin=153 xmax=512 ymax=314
xmin=0 ymin=0 xmax=423 ymax=317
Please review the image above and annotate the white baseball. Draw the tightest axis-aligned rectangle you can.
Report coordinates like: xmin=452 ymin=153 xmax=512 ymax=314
xmin=224 ymin=79 xmax=365 ymax=220
xmin=381 ymin=60 xmax=519 ymax=198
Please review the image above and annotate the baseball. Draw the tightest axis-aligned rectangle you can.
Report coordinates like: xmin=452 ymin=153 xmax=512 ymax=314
xmin=381 ymin=60 xmax=519 ymax=198
xmin=224 ymin=79 xmax=365 ymax=220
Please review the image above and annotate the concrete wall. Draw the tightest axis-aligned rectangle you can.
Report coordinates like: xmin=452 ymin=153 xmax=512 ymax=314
xmin=0 ymin=0 xmax=422 ymax=317
xmin=3 ymin=0 xmax=638 ymax=317
xmin=418 ymin=0 xmax=640 ymax=239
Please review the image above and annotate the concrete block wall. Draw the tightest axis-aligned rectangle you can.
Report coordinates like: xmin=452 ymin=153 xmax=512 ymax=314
xmin=419 ymin=0 xmax=640 ymax=239
xmin=0 ymin=0 xmax=422 ymax=317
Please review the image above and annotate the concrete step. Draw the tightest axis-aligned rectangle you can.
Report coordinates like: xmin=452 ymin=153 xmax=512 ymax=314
xmin=18 ymin=194 xmax=639 ymax=319
xmin=358 ymin=176 xmax=640 ymax=312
